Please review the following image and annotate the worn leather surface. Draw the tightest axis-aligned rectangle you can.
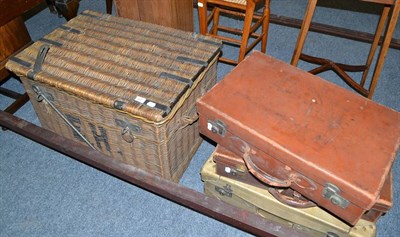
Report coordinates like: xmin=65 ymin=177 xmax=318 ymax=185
xmin=197 ymin=51 xmax=400 ymax=225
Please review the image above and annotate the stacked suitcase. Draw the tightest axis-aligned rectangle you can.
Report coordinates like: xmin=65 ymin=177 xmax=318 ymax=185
xmin=197 ymin=51 xmax=400 ymax=236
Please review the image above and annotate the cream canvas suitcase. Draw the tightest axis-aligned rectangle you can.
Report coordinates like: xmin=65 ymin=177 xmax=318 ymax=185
xmin=201 ymin=153 xmax=376 ymax=237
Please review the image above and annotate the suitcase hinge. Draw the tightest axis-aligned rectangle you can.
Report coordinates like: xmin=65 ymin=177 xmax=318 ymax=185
xmin=215 ymin=184 xmax=233 ymax=198
xmin=323 ymin=183 xmax=349 ymax=209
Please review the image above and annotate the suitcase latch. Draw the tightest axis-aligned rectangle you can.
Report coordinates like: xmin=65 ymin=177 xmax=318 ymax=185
xmin=207 ymin=120 xmax=226 ymax=137
xmin=215 ymin=184 xmax=233 ymax=198
xmin=323 ymin=183 xmax=349 ymax=209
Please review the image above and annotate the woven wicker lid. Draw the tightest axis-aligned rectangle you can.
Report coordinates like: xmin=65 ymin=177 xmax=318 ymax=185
xmin=6 ymin=10 xmax=222 ymax=123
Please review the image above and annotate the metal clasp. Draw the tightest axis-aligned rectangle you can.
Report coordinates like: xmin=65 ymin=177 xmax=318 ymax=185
xmin=207 ymin=120 xmax=226 ymax=137
xmin=115 ymin=119 xmax=141 ymax=144
xmin=323 ymin=183 xmax=349 ymax=209
xmin=215 ymin=184 xmax=233 ymax=198
xmin=115 ymin=119 xmax=141 ymax=134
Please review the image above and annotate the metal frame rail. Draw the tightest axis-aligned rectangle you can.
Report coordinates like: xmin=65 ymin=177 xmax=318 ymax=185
xmin=0 ymin=111 xmax=309 ymax=237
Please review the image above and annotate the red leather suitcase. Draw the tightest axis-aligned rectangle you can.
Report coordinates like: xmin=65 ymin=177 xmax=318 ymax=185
xmin=197 ymin=51 xmax=400 ymax=225
xmin=213 ymin=145 xmax=393 ymax=221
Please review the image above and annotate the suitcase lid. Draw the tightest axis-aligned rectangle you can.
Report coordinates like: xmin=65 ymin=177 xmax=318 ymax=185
xmin=197 ymin=51 xmax=400 ymax=209
xmin=6 ymin=10 xmax=221 ymax=123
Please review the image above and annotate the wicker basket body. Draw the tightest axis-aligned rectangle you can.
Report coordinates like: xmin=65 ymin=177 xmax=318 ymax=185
xmin=6 ymin=11 xmax=221 ymax=182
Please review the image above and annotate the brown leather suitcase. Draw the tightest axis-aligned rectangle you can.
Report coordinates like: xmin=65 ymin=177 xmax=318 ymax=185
xmin=213 ymin=145 xmax=393 ymax=221
xmin=213 ymin=145 xmax=266 ymax=189
xmin=197 ymin=51 xmax=400 ymax=225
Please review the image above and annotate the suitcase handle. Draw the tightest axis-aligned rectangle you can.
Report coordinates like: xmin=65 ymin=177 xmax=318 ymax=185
xmin=267 ymin=188 xmax=316 ymax=208
xmin=241 ymin=145 xmax=292 ymax=187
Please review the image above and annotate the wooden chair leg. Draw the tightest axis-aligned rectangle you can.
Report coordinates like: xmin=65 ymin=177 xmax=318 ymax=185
xmin=261 ymin=0 xmax=271 ymax=53
xmin=197 ymin=0 xmax=208 ymax=35
xmin=211 ymin=7 xmax=220 ymax=35
xmin=238 ymin=0 xmax=256 ymax=62
xmin=291 ymin=0 xmax=318 ymax=66
xmin=360 ymin=5 xmax=390 ymax=87
xmin=368 ymin=0 xmax=400 ymax=98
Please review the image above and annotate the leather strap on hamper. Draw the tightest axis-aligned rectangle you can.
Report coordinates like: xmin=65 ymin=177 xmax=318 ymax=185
xmin=27 ymin=44 xmax=50 ymax=80
xmin=179 ymin=106 xmax=199 ymax=130
xmin=24 ymin=44 xmax=97 ymax=150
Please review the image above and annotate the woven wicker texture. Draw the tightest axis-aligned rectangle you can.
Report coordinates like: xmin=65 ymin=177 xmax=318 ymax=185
xmin=7 ymin=10 xmax=221 ymax=123
xmin=221 ymin=0 xmax=247 ymax=5
xmin=6 ymin=11 xmax=221 ymax=182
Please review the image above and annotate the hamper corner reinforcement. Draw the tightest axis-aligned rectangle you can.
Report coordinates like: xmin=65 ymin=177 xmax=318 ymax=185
xmin=6 ymin=10 xmax=222 ymax=182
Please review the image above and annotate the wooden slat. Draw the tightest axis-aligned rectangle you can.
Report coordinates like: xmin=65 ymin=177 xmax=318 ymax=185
xmin=269 ymin=13 xmax=400 ymax=50
xmin=361 ymin=0 xmax=394 ymax=5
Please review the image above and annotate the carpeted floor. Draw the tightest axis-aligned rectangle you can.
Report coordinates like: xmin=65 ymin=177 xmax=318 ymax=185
xmin=1 ymin=0 xmax=399 ymax=236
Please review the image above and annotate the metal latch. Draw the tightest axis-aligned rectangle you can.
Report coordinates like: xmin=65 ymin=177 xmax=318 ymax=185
xmin=32 ymin=85 xmax=97 ymax=150
xmin=215 ymin=184 xmax=233 ymax=198
xmin=207 ymin=120 xmax=226 ymax=137
xmin=323 ymin=183 xmax=349 ymax=209
xmin=115 ymin=119 xmax=141 ymax=134
xmin=224 ymin=166 xmax=244 ymax=176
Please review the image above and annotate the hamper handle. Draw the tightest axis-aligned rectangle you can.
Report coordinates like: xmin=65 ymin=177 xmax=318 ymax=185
xmin=32 ymin=85 xmax=97 ymax=150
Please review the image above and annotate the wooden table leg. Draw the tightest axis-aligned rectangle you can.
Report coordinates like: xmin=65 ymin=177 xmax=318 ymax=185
xmin=46 ymin=0 xmax=79 ymax=21
xmin=106 ymin=0 xmax=113 ymax=14
xmin=53 ymin=0 xmax=80 ymax=21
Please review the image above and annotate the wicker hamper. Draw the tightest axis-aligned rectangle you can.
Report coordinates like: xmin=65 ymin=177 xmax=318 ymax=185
xmin=6 ymin=10 xmax=222 ymax=182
